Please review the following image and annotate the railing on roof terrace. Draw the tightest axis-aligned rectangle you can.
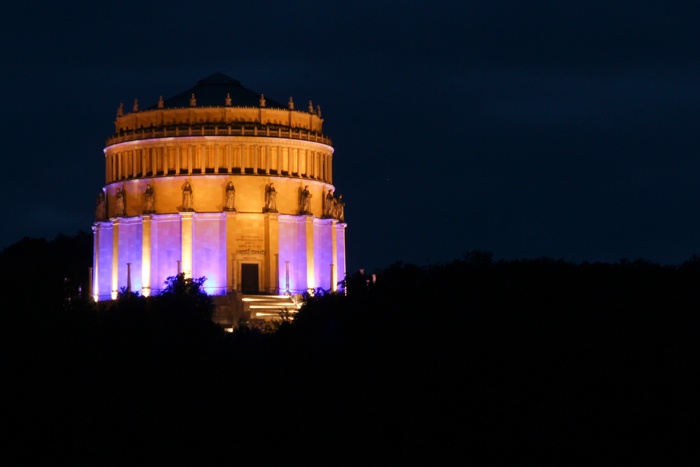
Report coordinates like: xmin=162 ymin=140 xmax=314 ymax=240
xmin=106 ymin=123 xmax=332 ymax=146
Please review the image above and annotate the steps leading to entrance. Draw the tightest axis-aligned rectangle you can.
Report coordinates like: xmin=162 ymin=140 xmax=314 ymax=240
xmin=242 ymin=294 xmax=301 ymax=320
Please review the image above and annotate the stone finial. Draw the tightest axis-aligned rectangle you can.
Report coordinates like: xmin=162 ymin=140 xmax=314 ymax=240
xmin=317 ymin=105 xmax=321 ymax=118
xmin=225 ymin=93 xmax=232 ymax=106
xmin=308 ymin=101 xmax=314 ymax=114
xmin=158 ymin=96 xmax=164 ymax=109
xmin=288 ymin=97 xmax=294 ymax=110
xmin=190 ymin=94 xmax=197 ymax=107
xmin=116 ymin=103 xmax=124 ymax=117
xmin=133 ymin=99 xmax=139 ymax=112
xmin=260 ymin=94 xmax=266 ymax=107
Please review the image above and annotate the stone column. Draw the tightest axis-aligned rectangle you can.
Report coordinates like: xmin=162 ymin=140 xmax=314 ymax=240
xmin=215 ymin=144 xmax=220 ymax=173
xmin=253 ymin=145 xmax=258 ymax=174
xmin=264 ymin=212 xmax=279 ymax=294
xmin=187 ymin=146 xmax=193 ymax=174
xmin=112 ymin=218 xmax=120 ymax=300
xmin=225 ymin=211 xmax=237 ymax=292
xmin=92 ymin=225 xmax=99 ymax=300
xmin=175 ymin=147 xmax=180 ymax=174
xmin=142 ymin=215 xmax=152 ymax=297
xmin=151 ymin=148 xmax=157 ymax=176
xmin=240 ymin=144 xmax=246 ymax=173
xmin=331 ymin=219 xmax=337 ymax=292
xmin=277 ymin=146 xmax=283 ymax=175
xmin=265 ymin=146 xmax=270 ymax=174
xmin=181 ymin=212 xmax=194 ymax=278
xmin=305 ymin=215 xmax=315 ymax=292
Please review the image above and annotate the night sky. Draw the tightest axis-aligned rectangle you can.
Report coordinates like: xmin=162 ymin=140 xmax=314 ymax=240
xmin=3 ymin=1 xmax=700 ymax=273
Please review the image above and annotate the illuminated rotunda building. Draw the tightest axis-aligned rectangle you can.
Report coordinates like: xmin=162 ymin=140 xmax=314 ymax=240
xmin=92 ymin=73 xmax=346 ymax=323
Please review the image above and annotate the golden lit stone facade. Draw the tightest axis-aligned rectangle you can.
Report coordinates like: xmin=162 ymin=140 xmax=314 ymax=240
xmin=92 ymin=73 xmax=346 ymax=324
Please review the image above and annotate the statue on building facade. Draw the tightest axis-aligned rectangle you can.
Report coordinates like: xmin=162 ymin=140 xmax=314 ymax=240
xmin=336 ymin=194 xmax=345 ymax=223
xmin=133 ymin=99 xmax=139 ymax=112
xmin=225 ymin=93 xmax=232 ymax=106
xmin=265 ymin=183 xmax=277 ymax=213
xmin=324 ymin=189 xmax=334 ymax=218
xmin=260 ymin=94 xmax=266 ymax=107
xmin=143 ymin=184 xmax=155 ymax=213
xmin=224 ymin=182 xmax=236 ymax=211
xmin=182 ymin=182 xmax=194 ymax=211
xmin=190 ymin=94 xmax=197 ymax=107
xmin=116 ymin=103 xmax=124 ymax=118
xmin=115 ymin=187 xmax=125 ymax=217
xmin=95 ymin=192 xmax=106 ymax=221
xmin=288 ymin=97 xmax=294 ymax=110
xmin=157 ymin=96 xmax=164 ymax=109
xmin=300 ymin=185 xmax=312 ymax=215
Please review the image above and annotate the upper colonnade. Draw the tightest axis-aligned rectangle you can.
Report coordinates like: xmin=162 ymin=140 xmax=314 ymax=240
xmin=104 ymin=73 xmax=333 ymax=185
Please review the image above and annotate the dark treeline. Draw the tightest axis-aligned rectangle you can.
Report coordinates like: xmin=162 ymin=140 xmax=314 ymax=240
xmin=2 ymin=237 xmax=699 ymax=461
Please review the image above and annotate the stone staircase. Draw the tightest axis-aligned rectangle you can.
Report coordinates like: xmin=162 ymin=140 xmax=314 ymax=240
xmin=242 ymin=294 xmax=301 ymax=321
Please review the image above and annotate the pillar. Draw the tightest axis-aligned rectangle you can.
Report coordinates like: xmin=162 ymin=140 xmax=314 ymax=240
xmin=240 ymin=144 xmax=245 ymax=173
xmin=142 ymin=215 xmax=152 ymax=296
xmin=277 ymin=145 xmax=283 ymax=174
xmin=265 ymin=212 xmax=279 ymax=294
xmin=331 ymin=219 xmax=337 ymax=291
xmin=253 ymin=145 xmax=258 ymax=174
xmin=195 ymin=145 xmax=202 ymax=172
xmin=112 ymin=218 xmax=120 ymax=299
xmin=181 ymin=212 xmax=193 ymax=278
xmin=175 ymin=147 xmax=180 ymax=174
xmin=305 ymin=215 xmax=315 ymax=291
xmin=225 ymin=211 xmax=236 ymax=292
xmin=92 ymin=225 xmax=99 ymax=300
xmin=188 ymin=146 xmax=193 ymax=174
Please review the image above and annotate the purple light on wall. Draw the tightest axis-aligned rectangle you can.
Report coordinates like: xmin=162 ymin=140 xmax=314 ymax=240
xmin=193 ymin=214 xmax=226 ymax=296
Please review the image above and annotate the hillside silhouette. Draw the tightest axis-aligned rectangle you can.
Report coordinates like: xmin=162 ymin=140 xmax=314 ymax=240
xmin=2 ymin=235 xmax=699 ymax=461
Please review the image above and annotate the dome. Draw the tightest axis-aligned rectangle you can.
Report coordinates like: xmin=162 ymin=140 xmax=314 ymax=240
xmin=147 ymin=72 xmax=287 ymax=110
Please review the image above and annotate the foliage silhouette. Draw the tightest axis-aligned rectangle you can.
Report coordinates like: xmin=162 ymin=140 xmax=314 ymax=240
xmin=4 ymin=234 xmax=700 ymax=461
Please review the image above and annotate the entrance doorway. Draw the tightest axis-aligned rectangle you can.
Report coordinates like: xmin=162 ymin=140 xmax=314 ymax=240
xmin=241 ymin=263 xmax=259 ymax=294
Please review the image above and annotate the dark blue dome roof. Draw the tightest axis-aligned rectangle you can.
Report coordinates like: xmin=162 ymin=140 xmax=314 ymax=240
xmin=147 ymin=73 xmax=286 ymax=110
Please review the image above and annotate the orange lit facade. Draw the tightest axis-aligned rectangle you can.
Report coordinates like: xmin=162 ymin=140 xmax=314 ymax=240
xmin=92 ymin=73 xmax=346 ymax=324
